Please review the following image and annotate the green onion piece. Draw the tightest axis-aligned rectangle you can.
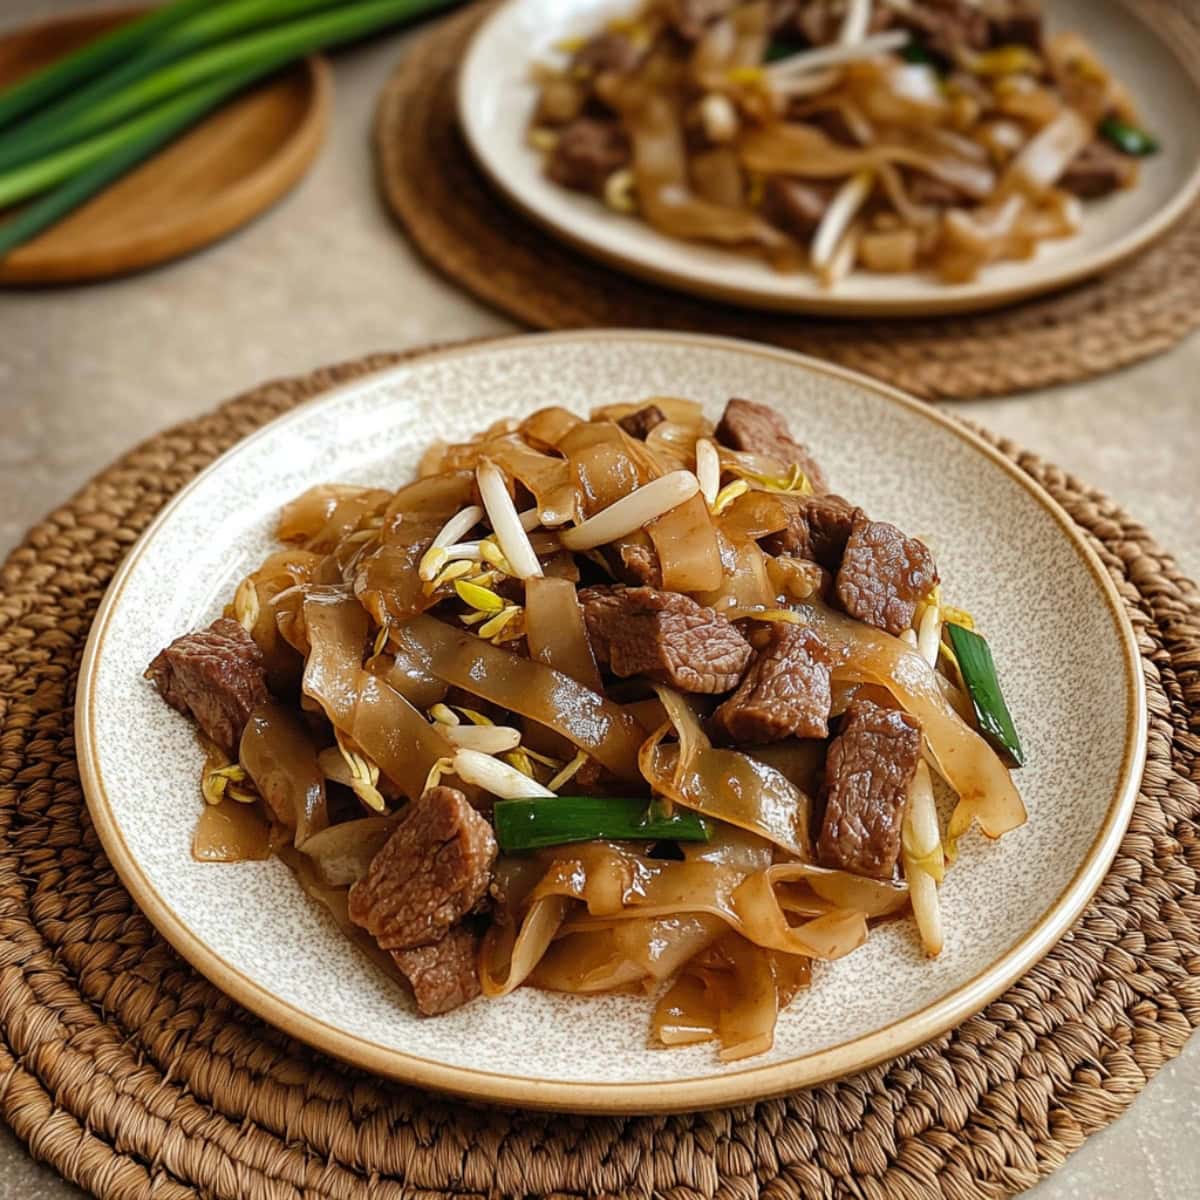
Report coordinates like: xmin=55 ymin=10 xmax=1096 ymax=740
xmin=901 ymin=40 xmax=936 ymax=65
xmin=945 ymin=623 xmax=1025 ymax=769
xmin=493 ymin=796 xmax=711 ymax=852
xmin=0 ymin=0 xmax=215 ymax=134
xmin=763 ymin=36 xmax=808 ymax=64
xmin=1099 ymin=117 xmax=1159 ymax=157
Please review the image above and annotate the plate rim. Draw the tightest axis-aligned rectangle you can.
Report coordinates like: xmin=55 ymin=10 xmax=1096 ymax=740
xmin=75 ymin=330 xmax=1148 ymax=1113
xmin=455 ymin=0 xmax=1200 ymax=318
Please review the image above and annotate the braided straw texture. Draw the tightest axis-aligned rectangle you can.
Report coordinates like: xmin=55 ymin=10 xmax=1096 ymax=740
xmin=1 ymin=347 xmax=1198 ymax=1200
xmin=375 ymin=1 xmax=1200 ymax=401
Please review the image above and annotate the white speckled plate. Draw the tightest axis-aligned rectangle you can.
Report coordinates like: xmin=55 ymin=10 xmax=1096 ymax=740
xmin=458 ymin=0 xmax=1200 ymax=316
xmin=77 ymin=333 xmax=1145 ymax=1113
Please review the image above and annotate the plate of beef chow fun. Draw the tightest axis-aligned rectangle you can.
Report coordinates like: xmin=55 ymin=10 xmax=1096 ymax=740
xmin=457 ymin=0 xmax=1200 ymax=315
xmin=77 ymin=332 xmax=1146 ymax=1112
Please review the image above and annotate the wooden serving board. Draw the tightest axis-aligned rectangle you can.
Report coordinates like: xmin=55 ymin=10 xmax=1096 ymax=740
xmin=0 ymin=7 xmax=331 ymax=284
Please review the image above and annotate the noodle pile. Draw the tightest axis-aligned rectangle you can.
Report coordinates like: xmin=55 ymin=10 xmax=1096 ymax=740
xmin=528 ymin=0 xmax=1156 ymax=286
xmin=169 ymin=396 xmax=1025 ymax=1060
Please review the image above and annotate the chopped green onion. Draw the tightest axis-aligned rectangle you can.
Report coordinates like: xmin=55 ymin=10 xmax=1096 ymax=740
xmin=945 ymin=623 xmax=1024 ymax=768
xmin=1100 ymin=117 xmax=1159 ymax=157
xmin=763 ymin=36 xmax=808 ymax=64
xmin=0 ymin=0 xmax=214 ymax=133
xmin=901 ymin=40 xmax=936 ymax=65
xmin=493 ymin=796 xmax=711 ymax=852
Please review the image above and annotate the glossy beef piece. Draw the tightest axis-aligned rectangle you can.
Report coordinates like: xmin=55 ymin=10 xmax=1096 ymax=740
xmin=818 ymin=699 xmax=921 ymax=879
xmin=762 ymin=177 xmax=837 ymax=238
xmin=348 ymin=787 xmax=497 ymax=952
xmin=145 ymin=618 xmax=268 ymax=755
xmin=893 ymin=0 xmax=989 ymax=59
xmin=1061 ymin=141 xmax=1139 ymax=198
xmin=546 ymin=118 xmax=630 ymax=194
xmin=571 ymin=31 xmax=641 ymax=76
xmin=835 ymin=519 xmax=938 ymax=637
xmin=986 ymin=0 xmax=1043 ymax=48
xmin=715 ymin=398 xmax=828 ymax=492
xmin=603 ymin=537 xmax=663 ymax=587
xmin=617 ymin=404 xmax=667 ymax=440
xmin=712 ymin=624 xmax=833 ymax=744
xmin=665 ymin=0 xmax=737 ymax=41
xmin=578 ymin=585 xmax=752 ymax=693
xmin=763 ymin=493 xmax=862 ymax=569
xmin=391 ymin=924 xmax=481 ymax=1016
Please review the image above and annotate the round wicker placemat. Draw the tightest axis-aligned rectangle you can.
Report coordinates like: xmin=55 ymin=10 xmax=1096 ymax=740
xmin=375 ymin=1 xmax=1200 ymax=400
xmin=1 ymin=345 xmax=1198 ymax=1200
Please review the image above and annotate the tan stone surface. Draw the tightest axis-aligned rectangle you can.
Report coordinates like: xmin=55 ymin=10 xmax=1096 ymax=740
xmin=0 ymin=3 xmax=1195 ymax=1197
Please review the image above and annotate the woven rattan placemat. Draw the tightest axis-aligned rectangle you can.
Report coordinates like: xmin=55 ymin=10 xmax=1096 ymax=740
xmin=1 ymin=344 xmax=1198 ymax=1200
xmin=375 ymin=1 xmax=1200 ymax=400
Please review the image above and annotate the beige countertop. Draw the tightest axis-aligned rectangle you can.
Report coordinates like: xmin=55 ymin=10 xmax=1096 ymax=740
xmin=1 ymin=3 xmax=1197 ymax=1197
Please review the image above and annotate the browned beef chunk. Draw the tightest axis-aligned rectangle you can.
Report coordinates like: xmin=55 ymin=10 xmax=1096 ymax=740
xmin=603 ymin=537 xmax=663 ymax=587
xmin=391 ymin=925 xmax=481 ymax=1016
xmin=578 ymin=585 xmax=752 ymax=693
xmin=571 ymin=31 xmax=641 ymax=76
xmin=617 ymin=404 xmax=667 ymax=440
xmin=145 ymin=617 xmax=269 ymax=754
xmin=1061 ymin=140 xmax=1139 ymax=199
xmin=893 ymin=0 xmax=989 ymax=59
xmin=835 ymin=519 xmax=938 ymax=637
xmin=348 ymin=786 xmax=497 ymax=952
xmin=712 ymin=624 xmax=833 ymax=744
xmin=763 ymin=493 xmax=862 ymax=568
xmin=665 ymin=0 xmax=736 ymax=41
xmin=546 ymin=118 xmax=630 ymax=194
xmin=762 ymin=177 xmax=837 ymax=238
xmin=715 ymin=398 xmax=828 ymax=492
xmin=987 ymin=0 xmax=1043 ymax=49
xmin=818 ymin=699 xmax=921 ymax=879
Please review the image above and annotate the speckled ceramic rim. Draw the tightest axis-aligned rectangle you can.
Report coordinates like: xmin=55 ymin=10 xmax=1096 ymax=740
xmin=456 ymin=0 xmax=1200 ymax=318
xmin=75 ymin=332 xmax=1147 ymax=1114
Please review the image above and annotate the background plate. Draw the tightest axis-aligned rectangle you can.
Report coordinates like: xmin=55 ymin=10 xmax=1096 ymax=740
xmin=76 ymin=332 xmax=1145 ymax=1112
xmin=458 ymin=0 xmax=1200 ymax=316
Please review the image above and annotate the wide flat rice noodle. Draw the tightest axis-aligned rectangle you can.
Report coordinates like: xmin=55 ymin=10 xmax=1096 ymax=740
xmin=647 ymin=493 xmax=723 ymax=592
xmin=301 ymin=590 xmax=368 ymax=730
xmin=240 ymin=700 xmax=327 ymax=845
xmin=402 ymin=615 xmax=645 ymax=780
xmin=525 ymin=575 xmax=603 ymax=692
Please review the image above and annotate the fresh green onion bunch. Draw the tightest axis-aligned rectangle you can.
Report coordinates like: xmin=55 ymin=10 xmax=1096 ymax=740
xmin=0 ymin=0 xmax=459 ymax=257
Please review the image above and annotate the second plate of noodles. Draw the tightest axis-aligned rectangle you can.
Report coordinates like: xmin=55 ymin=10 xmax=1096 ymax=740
xmin=458 ymin=0 xmax=1200 ymax=314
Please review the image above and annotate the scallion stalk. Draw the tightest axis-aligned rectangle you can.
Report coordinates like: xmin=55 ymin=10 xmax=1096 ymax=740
xmin=493 ymin=796 xmax=712 ymax=852
xmin=3 ymin=0 xmax=457 ymax=169
xmin=0 ymin=0 xmax=461 ymax=259
xmin=0 ymin=0 xmax=215 ymax=133
xmin=945 ymin=623 xmax=1024 ymax=768
xmin=0 ymin=0 xmax=338 ymax=172
xmin=0 ymin=68 xmax=263 ymax=258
